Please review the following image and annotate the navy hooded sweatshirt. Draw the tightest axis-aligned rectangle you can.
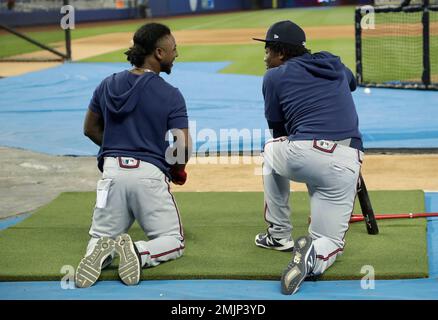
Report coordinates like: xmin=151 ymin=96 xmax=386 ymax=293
xmin=88 ymin=71 xmax=188 ymax=175
xmin=263 ymin=51 xmax=362 ymax=148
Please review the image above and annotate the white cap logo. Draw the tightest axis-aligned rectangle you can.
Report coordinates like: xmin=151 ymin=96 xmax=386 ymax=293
xmin=274 ymin=34 xmax=279 ymax=39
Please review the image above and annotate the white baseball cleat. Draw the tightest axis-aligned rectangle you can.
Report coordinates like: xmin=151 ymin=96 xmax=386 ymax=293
xmin=115 ymin=233 xmax=142 ymax=286
xmin=281 ymin=235 xmax=316 ymax=295
xmin=75 ymin=237 xmax=115 ymax=288
xmin=255 ymin=232 xmax=294 ymax=252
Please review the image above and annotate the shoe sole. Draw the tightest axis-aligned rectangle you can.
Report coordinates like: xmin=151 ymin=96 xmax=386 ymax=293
xmin=115 ymin=234 xmax=141 ymax=286
xmin=75 ymin=237 xmax=115 ymax=288
xmin=281 ymin=236 xmax=313 ymax=295
xmin=254 ymin=235 xmax=294 ymax=252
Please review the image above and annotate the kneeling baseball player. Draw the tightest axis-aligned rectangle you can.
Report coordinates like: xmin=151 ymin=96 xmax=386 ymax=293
xmin=75 ymin=23 xmax=191 ymax=288
xmin=253 ymin=21 xmax=364 ymax=295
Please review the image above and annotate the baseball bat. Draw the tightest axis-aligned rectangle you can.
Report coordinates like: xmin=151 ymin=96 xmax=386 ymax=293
xmin=356 ymin=173 xmax=379 ymax=235
xmin=350 ymin=212 xmax=438 ymax=223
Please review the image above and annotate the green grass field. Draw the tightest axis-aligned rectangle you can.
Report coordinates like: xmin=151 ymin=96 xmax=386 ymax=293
xmin=1 ymin=5 xmax=435 ymax=82
xmin=82 ymin=37 xmax=356 ymax=76
xmin=0 ymin=6 xmax=356 ymax=59
xmin=0 ymin=190 xmax=427 ymax=281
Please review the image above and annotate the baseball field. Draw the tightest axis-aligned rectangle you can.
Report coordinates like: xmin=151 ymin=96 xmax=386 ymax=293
xmin=1 ymin=4 xmax=438 ymax=300
xmin=2 ymin=6 xmax=437 ymax=80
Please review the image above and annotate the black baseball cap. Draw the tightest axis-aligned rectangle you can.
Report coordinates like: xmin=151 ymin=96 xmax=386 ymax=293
xmin=253 ymin=20 xmax=306 ymax=46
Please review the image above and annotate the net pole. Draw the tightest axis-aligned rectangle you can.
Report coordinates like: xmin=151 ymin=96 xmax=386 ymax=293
xmin=64 ymin=0 xmax=72 ymax=61
xmin=65 ymin=28 xmax=72 ymax=61
xmin=355 ymin=8 xmax=363 ymax=86
xmin=422 ymin=0 xmax=431 ymax=88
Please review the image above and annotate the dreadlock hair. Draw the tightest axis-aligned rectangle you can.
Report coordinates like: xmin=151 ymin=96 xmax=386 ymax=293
xmin=125 ymin=23 xmax=171 ymax=67
xmin=265 ymin=41 xmax=311 ymax=61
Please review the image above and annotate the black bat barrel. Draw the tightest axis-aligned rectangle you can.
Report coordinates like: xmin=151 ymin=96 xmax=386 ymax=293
xmin=357 ymin=174 xmax=379 ymax=235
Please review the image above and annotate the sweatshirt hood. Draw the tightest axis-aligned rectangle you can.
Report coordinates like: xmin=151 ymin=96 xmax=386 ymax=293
xmin=102 ymin=71 xmax=155 ymax=116
xmin=290 ymin=52 xmax=345 ymax=81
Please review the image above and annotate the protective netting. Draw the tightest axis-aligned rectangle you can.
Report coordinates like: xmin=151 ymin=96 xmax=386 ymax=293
xmin=0 ymin=0 xmax=138 ymax=62
xmin=361 ymin=10 xmax=423 ymax=86
xmin=358 ymin=5 xmax=438 ymax=89
xmin=0 ymin=28 xmax=69 ymax=62
xmin=0 ymin=0 xmax=71 ymax=62
xmin=375 ymin=1 xmax=438 ymax=6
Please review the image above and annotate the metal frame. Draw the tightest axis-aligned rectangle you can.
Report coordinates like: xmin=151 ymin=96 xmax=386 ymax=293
xmin=0 ymin=0 xmax=72 ymax=63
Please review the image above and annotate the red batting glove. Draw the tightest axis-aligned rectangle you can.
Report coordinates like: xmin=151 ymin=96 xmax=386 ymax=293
xmin=170 ymin=167 xmax=187 ymax=185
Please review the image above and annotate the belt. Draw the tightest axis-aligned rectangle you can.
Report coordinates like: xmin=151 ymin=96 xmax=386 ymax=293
xmin=335 ymin=138 xmax=363 ymax=151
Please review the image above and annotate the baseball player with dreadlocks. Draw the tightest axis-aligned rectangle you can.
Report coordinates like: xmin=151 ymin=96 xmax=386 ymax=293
xmin=75 ymin=23 xmax=191 ymax=288
xmin=253 ymin=21 xmax=364 ymax=295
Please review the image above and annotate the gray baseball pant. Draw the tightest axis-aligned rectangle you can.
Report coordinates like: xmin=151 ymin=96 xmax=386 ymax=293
xmin=262 ymin=138 xmax=363 ymax=275
xmin=85 ymin=157 xmax=184 ymax=269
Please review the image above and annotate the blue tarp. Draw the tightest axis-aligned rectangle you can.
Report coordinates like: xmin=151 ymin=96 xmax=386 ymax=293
xmin=0 ymin=62 xmax=437 ymax=156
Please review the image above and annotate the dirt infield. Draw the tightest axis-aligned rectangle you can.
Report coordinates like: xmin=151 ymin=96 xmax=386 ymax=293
xmin=1 ymin=146 xmax=437 ymax=219
xmin=362 ymin=22 xmax=438 ymax=37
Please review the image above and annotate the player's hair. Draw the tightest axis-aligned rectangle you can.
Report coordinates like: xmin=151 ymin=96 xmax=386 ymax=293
xmin=265 ymin=42 xmax=311 ymax=61
xmin=125 ymin=23 xmax=171 ymax=67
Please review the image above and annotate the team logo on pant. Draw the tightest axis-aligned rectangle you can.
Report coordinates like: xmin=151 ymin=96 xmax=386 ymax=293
xmin=118 ymin=157 xmax=140 ymax=169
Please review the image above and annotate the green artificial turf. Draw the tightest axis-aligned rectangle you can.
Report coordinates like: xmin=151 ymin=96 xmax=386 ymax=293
xmin=0 ymin=190 xmax=427 ymax=282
